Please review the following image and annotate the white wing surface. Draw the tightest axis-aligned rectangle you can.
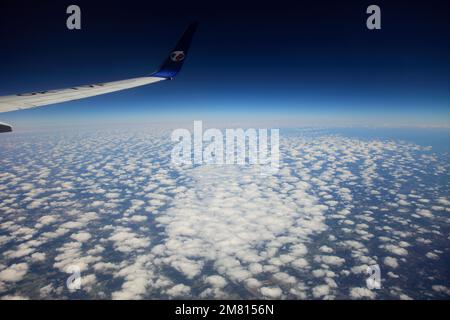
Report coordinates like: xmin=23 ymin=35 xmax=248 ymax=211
xmin=0 ymin=77 xmax=165 ymax=113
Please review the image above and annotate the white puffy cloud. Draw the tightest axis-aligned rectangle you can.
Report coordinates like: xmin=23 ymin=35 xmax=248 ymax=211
xmin=166 ymin=284 xmax=191 ymax=297
xmin=349 ymin=287 xmax=376 ymax=299
xmin=432 ymin=285 xmax=450 ymax=295
xmin=108 ymin=227 xmax=150 ymax=253
xmin=206 ymin=275 xmax=227 ymax=288
xmin=0 ymin=263 xmax=28 ymax=282
xmin=30 ymin=252 xmax=46 ymax=262
xmin=383 ymin=244 xmax=408 ymax=257
xmin=260 ymin=286 xmax=283 ymax=299
xmin=71 ymin=232 xmax=91 ymax=243
xmin=312 ymin=285 xmax=330 ymax=298
xmin=383 ymin=256 xmax=399 ymax=269
xmin=314 ymin=255 xmax=345 ymax=267
xmin=319 ymin=245 xmax=333 ymax=253
xmin=426 ymin=252 xmax=439 ymax=260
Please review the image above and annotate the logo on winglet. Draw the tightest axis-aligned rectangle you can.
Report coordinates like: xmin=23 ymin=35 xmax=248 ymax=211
xmin=170 ymin=51 xmax=185 ymax=62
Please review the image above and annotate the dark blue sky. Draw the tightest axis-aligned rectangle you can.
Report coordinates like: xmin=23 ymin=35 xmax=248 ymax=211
xmin=0 ymin=0 xmax=449 ymax=127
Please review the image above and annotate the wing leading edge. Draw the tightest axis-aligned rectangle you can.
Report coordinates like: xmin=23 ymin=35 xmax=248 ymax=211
xmin=0 ymin=22 xmax=198 ymax=132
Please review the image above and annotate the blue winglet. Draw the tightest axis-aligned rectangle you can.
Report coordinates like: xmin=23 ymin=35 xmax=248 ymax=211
xmin=152 ymin=22 xmax=198 ymax=79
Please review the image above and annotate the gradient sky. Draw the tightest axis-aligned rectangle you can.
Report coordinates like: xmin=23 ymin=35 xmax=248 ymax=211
xmin=0 ymin=0 xmax=449 ymax=127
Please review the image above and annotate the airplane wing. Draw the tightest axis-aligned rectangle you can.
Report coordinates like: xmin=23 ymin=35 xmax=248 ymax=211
xmin=0 ymin=22 xmax=198 ymax=133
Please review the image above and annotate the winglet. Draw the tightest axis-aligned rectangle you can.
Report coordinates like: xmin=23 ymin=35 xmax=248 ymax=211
xmin=152 ymin=22 xmax=198 ymax=79
xmin=0 ymin=122 xmax=12 ymax=133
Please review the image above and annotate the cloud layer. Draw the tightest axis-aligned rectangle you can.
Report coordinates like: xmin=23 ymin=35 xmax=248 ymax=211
xmin=0 ymin=127 xmax=449 ymax=300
